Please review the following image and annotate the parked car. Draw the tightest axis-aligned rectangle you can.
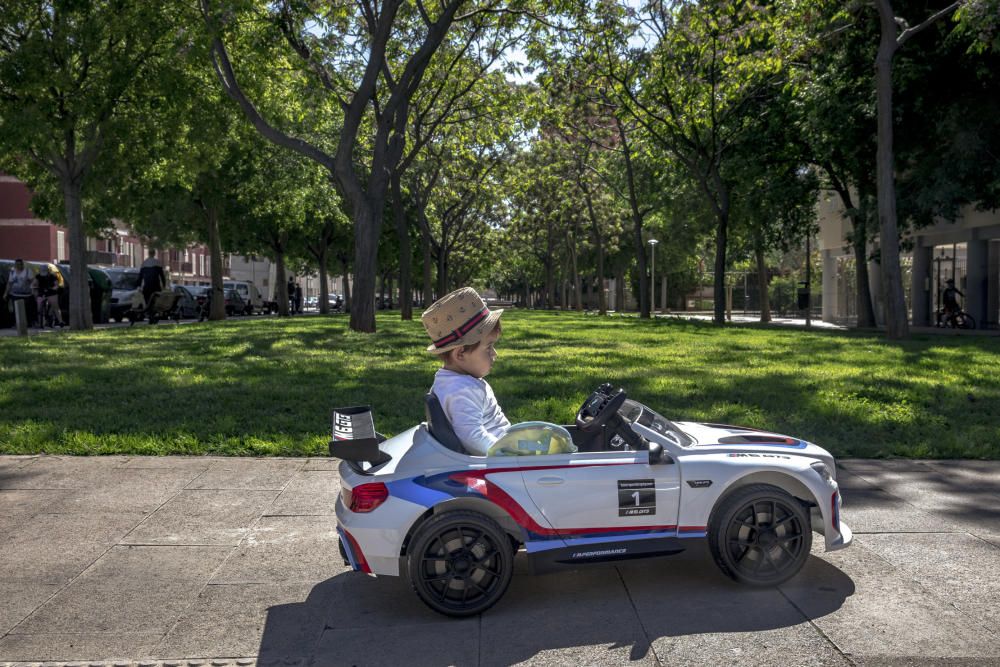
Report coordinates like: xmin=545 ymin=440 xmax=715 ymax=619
xmin=104 ymin=267 xmax=143 ymax=322
xmin=329 ymin=293 xmax=344 ymax=311
xmin=223 ymin=280 xmax=264 ymax=315
xmin=171 ymin=285 xmax=202 ymax=319
xmin=188 ymin=285 xmax=246 ymax=319
xmin=56 ymin=262 xmax=112 ymax=324
xmin=303 ymin=296 xmax=319 ymax=312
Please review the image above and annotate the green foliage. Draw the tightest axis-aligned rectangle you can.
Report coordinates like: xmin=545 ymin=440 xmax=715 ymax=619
xmin=1 ymin=312 xmax=998 ymax=459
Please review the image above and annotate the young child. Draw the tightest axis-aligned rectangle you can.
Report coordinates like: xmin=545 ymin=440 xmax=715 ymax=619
xmin=422 ymin=287 xmax=511 ymax=455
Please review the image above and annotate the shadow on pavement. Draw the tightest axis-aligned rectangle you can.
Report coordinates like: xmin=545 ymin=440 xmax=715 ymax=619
xmin=257 ymin=553 xmax=854 ymax=666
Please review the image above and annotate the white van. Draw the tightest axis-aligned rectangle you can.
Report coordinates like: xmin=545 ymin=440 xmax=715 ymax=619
xmin=223 ymin=280 xmax=264 ymax=314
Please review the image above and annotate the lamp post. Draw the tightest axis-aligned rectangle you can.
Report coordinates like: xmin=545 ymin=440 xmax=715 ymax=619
xmin=648 ymin=238 xmax=659 ymax=314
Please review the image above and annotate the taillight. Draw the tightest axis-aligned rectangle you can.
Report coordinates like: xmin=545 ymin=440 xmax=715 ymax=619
xmin=349 ymin=482 xmax=389 ymax=513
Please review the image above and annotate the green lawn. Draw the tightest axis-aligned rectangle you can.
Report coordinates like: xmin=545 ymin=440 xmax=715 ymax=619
xmin=1 ymin=311 xmax=998 ymax=458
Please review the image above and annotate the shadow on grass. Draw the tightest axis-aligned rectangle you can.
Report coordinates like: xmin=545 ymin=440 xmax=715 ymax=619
xmin=255 ymin=555 xmax=854 ymax=665
xmin=1 ymin=311 xmax=998 ymax=457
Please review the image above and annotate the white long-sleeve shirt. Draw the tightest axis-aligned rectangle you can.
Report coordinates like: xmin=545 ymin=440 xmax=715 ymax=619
xmin=431 ymin=368 xmax=511 ymax=456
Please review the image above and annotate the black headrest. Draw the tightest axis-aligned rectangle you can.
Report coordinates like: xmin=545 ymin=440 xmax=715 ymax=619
xmin=425 ymin=392 xmax=467 ymax=455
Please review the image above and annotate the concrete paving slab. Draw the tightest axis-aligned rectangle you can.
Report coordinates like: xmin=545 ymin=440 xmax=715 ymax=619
xmin=309 ymin=619 xmax=479 ymax=667
xmin=0 ymin=457 xmax=131 ymax=489
xmin=320 ymin=572 xmax=448 ymax=629
xmin=47 ymin=470 xmax=198 ymax=515
xmin=13 ymin=546 xmax=231 ymax=634
xmin=857 ymin=533 xmax=1000 ymax=604
xmin=0 ymin=633 xmax=162 ymax=663
xmin=0 ymin=490 xmax=72 ymax=519
xmin=184 ymin=459 xmax=305 ymax=491
xmin=120 ymin=490 xmax=278 ymax=547
xmin=481 ymin=567 xmax=657 ymax=666
xmin=210 ymin=516 xmax=345 ymax=585
xmin=0 ymin=512 xmax=147 ymax=584
xmin=618 ymin=557 xmax=849 ymax=665
xmin=780 ymin=540 xmax=1000 ymax=661
xmin=839 ymin=486 xmax=960 ymax=534
xmin=121 ymin=457 xmax=216 ymax=472
xmin=302 ymin=458 xmax=340 ymax=471
xmin=0 ymin=583 xmax=60 ymax=635
xmin=153 ymin=583 xmax=326 ymax=661
xmin=264 ymin=472 xmax=339 ymax=516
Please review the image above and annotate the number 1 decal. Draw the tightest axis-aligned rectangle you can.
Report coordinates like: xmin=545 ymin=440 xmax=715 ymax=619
xmin=618 ymin=479 xmax=655 ymax=516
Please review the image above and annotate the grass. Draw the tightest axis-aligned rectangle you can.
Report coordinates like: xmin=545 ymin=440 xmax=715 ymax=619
xmin=1 ymin=310 xmax=999 ymax=459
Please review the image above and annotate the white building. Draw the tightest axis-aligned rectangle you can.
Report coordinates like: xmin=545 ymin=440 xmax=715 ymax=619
xmin=818 ymin=191 xmax=1000 ymax=328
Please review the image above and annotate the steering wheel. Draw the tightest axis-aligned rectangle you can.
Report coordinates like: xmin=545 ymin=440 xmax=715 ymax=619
xmin=576 ymin=384 xmax=627 ymax=433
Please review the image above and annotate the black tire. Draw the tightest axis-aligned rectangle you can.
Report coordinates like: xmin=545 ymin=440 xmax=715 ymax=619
xmin=407 ymin=510 xmax=514 ymax=617
xmin=708 ymin=484 xmax=811 ymax=587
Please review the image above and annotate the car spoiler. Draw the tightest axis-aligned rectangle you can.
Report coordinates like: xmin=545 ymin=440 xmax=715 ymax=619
xmin=329 ymin=406 xmax=391 ymax=466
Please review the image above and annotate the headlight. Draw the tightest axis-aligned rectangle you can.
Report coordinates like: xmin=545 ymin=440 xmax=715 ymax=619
xmin=810 ymin=461 xmax=832 ymax=482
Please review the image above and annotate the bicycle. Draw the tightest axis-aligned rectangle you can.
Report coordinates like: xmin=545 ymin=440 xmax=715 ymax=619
xmin=36 ymin=297 xmax=59 ymax=328
xmin=936 ymin=307 xmax=976 ymax=329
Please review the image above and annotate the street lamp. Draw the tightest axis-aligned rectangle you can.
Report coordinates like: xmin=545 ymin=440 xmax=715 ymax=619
xmin=648 ymin=239 xmax=659 ymax=314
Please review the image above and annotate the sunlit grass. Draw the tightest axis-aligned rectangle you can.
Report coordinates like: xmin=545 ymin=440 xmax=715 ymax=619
xmin=1 ymin=311 xmax=999 ymax=458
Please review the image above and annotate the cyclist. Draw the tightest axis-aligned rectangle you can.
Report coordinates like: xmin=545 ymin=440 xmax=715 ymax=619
xmin=4 ymin=258 xmax=35 ymax=325
xmin=32 ymin=265 xmax=65 ymax=327
xmin=942 ymin=279 xmax=964 ymax=316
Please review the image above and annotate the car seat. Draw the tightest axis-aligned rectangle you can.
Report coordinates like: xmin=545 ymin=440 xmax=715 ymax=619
xmin=425 ymin=392 xmax=468 ymax=455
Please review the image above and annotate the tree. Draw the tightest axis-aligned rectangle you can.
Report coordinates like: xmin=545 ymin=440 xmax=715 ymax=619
xmin=201 ymin=0 xmax=547 ymax=332
xmin=0 ymin=0 xmax=186 ymax=328
xmin=872 ymin=0 xmax=962 ymax=339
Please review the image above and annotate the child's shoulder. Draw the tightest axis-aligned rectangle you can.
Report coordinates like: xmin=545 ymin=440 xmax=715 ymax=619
xmin=433 ymin=369 xmax=487 ymax=393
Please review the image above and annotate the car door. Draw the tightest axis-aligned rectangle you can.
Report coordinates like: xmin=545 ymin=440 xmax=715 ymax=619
xmin=519 ymin=450 xmax=681 ymax=540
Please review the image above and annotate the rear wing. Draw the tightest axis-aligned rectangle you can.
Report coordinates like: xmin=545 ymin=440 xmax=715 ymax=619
xmin=329 ymin=406 xmax=390 ymax=467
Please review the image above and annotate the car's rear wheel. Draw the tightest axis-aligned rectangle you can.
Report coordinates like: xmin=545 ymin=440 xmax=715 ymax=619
xmin=708 ymin=484 xmax=811 ymax=587
xmin=407 ymin=510 xmax=514 ymax=617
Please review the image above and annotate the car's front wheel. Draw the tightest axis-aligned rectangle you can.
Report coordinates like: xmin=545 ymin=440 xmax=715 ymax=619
xmin=708 ymin=484 xmax=811 ymax=587
xmin=407 ymin=510 xmax=514 ymax=617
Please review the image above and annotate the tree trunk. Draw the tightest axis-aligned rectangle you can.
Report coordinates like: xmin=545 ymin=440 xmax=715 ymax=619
xmin=874 ymin=3 xmax=909 ymax=339
xmin=615 ymin=265 xmax=626 ymax=312
xmin=437 ymin=246 xmax=447 ymax=297
xmin=207 ymin=209 xmax=226 ymax=320
xmin=422 ymin=225 xmax=433 ymax=308
xmin=341 ymin=256 xmax=351 ymax=313
xmin=350 ymin=201 xmax=380 ymax=332
xmin=392 ymin=174 xmax=413 ymax=320
xmin=571 ymin=232 xmax=582 ymax=312
xmin=709 ymin=171 xmax=731 ymax=325
xmin=275 ymin=250 xmax=288 ymax=317
xmin=584 ymin=193 xmax=607 ymax=315
xmin=62 ymin=176 xmax=92 ymax=330
xmin=318 ymin=245 xmax=329 ymax=315
xmin=619 ymin=121 xmax=648 ymax=319
xmin=754 ymin=233 xmax=771 ymax=323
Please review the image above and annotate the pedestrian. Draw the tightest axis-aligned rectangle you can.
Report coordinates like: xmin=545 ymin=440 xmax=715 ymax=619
xmin=287 ymin=276 xmax=296 ymax=314
xmin=138 ymin=249 xmax=166 ymax=311
xmin=294 ymin=282 xmax=303 ymax=314
xmin=3 ymin=258 xmax=35 ymax=326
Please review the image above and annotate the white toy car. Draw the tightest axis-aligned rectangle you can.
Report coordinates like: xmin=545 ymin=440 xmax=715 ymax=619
xmin=332 ymin=384 xmax=852 ymax=617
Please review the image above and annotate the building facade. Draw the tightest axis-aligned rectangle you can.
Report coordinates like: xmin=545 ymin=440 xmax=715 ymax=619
xmin=818 ymin=190 xmax=1000 ymax=328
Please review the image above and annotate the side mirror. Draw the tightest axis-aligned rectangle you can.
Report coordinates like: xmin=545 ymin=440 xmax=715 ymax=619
xmin=648 ymin=442 xmax=664 ymax=464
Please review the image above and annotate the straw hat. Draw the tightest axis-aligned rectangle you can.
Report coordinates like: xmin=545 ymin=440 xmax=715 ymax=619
xmin=421 ymin=287 xmax=503 ymax=354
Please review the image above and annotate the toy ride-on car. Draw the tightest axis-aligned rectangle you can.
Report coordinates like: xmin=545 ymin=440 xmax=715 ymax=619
xmin=330 ymin=385 xmax=852 ymax=617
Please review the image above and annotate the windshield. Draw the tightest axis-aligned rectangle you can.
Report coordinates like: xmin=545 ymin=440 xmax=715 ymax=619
xmin=108 ymin=272 xmax=140 ymax=290
xmin=619 ymin=399 xmax=692 ymax=447
xmin=189 ymin=286 xmax=210 ymax=296
xmin=225 ymin=282 xmax=248 ymax=296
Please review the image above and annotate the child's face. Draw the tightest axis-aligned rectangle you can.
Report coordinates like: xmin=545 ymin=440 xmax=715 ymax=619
xmin=446 ymin=328 xmax=500 ymax=379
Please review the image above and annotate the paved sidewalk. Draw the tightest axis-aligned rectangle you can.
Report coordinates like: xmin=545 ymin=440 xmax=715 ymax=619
xmin=1 ymin=456 xmax=998 ymax=666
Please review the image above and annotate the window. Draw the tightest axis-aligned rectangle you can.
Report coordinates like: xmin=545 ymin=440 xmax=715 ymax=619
xmin=56 ymin=231 xmax=67 ymax=261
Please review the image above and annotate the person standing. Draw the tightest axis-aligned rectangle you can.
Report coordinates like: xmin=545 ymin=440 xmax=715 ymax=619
xmin=4 ymin=259 xmax=35 ymax=326
xmin=294 ymin=282 xmax=303 ymax=314
xmin=287 ymin=276 xmax=296 ymax=314
xmin=139 ymin=249 xmax=166 ymax=310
